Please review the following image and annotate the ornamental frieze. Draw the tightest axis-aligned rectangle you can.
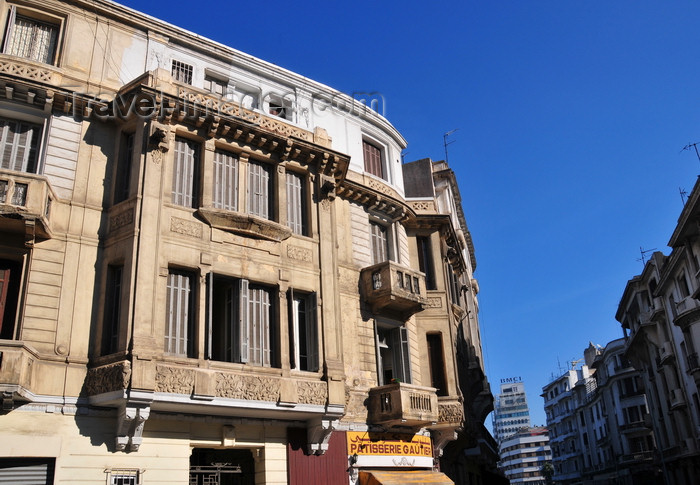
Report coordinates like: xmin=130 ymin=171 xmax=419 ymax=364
xmin=287 ymin=245 xmax=312 ymax=262
xmin=438 ymin=402 xmax=465 ymax=425
xmin=170 ymin=217 xmax=203 ymax=238
xmin=155 ymin=366 xmax=195 ymax=394
xmin=110 ymin=209 xmax=134 ymax=233
xmin=215 ymin=373 xmax=279 ymax=402
xmin=296 ymin=381 xmax=327 ymax=405
xmin=84 ymin=361 xmax=130 ymax=395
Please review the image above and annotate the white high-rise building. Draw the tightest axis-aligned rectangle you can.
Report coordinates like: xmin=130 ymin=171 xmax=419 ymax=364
xmin=493 ymin=380 xmax=532 ymax=443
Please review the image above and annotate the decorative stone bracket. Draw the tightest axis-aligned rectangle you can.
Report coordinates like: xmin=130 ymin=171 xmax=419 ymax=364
xmin=307 ymin=417 xmax=338 ymax=455
xmin=115 ymin=398 xmax=152 ymax=452
xmin=431 ymin=428 xmax=458 ymax=457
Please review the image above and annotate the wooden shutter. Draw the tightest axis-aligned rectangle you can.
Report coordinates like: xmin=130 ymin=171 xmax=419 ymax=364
xmin=390 ymin=327 xmax=411 ymax=384
xmin=172 ymin=138 xmax=199 ymax=207
xmin=370 ymin=222 xmax=388 ymax=264
xmin=213 ymin=150 xmax=238 ymax=210
xmin=374 ymin=321 xmax=384 ymax=385
xmin=363 ymin=140 xmax=383 ymax=178
xmin=2 ymin=7 xmax=16 ymax=55
xmin=290 ymin=288 xmax=299 ymax=370
xmin=165 ymin=271 xmax=191 ymax=356
xmin=248 ymin=160 xmax=270 ymax=219
xmin=205 ymin=272 xmax=213 ymax=359
xmin=238 ymin=279 xmax=249 ymax=363
xmin=286 ymin=171 xmax=305 ymax=235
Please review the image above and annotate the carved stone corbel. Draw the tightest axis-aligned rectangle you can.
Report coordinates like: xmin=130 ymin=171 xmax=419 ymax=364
xmin=115 ymin=401 xmax=151 ymax=452
xmin=431 ymin=428 xmax=458 ymax=457
xmin=307 ymin=417 xmax=338 ymax=455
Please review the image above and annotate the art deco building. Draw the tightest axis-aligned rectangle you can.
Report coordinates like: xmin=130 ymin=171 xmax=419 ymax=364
xmin=0 ymin=0 xmax=498 ymax=483
xmin=498 ymin=426 xmax=551 ymax=484
xmin=492 ymin=380 xmax=532 ymax=444
xmin=617 ymin=176 xmax=700 ymax=485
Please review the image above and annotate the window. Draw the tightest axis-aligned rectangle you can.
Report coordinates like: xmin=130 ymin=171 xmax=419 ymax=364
xmin=102 ymin=265 xmax=123 ymax=355
xmin=208 ymin=274 xmax=276 ymax=367
xmin=171 ymin=59 xmax=193 ymax=84
xmin=363 ymin=140 xmax=383 ymax=178
xmin=0 ymin=117 xmax=42 ymax=173
xmin=370 ymin=220 xmax=389 ymax=264
xmin=114 ymin=132 xmax=133 ymax=204
xmin=289 ymin=290 xmax=318 ymax=372
xmin=266 ymin=93 xmax=292 ymax=120
xmin=375 ymin=321 xmax=411 ymax=385
xmin=234 ymin=85 xmax=259 ymax=110
xmin=248 ymin=160 xmax=271 ymax=219
xmin=3 ymin=7 xmax=59 ymax=64
xmin=204 ymin=74 xmax=227 ymax=96
xmin=286 ymin=171 xmax=307 ymax=235
xmin=165 ymin=270 xmax=196 ymax=357
xmin=172 ymin=137 xmax=200 ymax=208
xmin=427 ymin=333 xmax=447 ymax=396
xmin=447 ymin=267 xmax=461 ymax=305
xmin=678 ymin=272 xmax=690 ymax=298
xmin=212 ymin=149 xmax=238 ymax=211
xmin=0 ymin=457 xmax=55 ymax=484
xmin=107 ymin=469 xmax=140 ymax=485
xmin=417 ymin=236 xmax=436 ymax=290
xmin=0 ymin=259 xmax=22 ymax=340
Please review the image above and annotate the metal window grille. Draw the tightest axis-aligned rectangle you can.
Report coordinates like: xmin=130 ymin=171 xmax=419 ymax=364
xmin=5 ymin=12 xmax=59 ymax=64
xmin=108 ymin=469 xmax=140 ymax=485
xmin=0 ymin=118 xmax=42 ymax=173
xmin=172 ymin=137 xmax=200 ymax=207
xmin=165 ymin=270 xmax=193 ymax=356
xmin=247 ymin=160 xmax=270 ymax=219
xmin=285 ymin=171 xmax=305 ymax=235
xmin=171 ymin=60 xmax=193 ymax=84
xmin=212 ymin=150 xmax=238 ymax=210
xmin=363 ymin=140 xmax=383 ymax=178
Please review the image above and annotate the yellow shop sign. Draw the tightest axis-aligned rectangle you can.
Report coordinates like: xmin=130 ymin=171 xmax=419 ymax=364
xmin=347 ymin=432 xmax=433 ymax=457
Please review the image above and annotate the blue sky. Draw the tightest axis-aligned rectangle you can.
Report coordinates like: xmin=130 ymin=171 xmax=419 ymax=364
xmin=120 ymin=0 xmax=700 ymax=427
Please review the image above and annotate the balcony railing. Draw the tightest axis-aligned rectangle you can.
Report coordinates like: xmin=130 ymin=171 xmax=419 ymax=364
xmin=688 ymin=352 xmax=700 ymax=375
xmin=367 ymin=382 xmax=438 ymax=428
xmin=669 ymin=388 xmax=687 ymax=410
xmin=360 ymin=261 xmax=428 ymax=318
xmin=0 ymin=170 xmax=54 ymax=239
xmin=659 ymin=342 xmax=675 ymax=365
xmin=618 ymin=451 xmax=654 ymax=464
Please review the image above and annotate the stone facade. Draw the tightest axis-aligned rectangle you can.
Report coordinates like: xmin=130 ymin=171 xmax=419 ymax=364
xmin=0 ymin=1 xmax=497 ymax=484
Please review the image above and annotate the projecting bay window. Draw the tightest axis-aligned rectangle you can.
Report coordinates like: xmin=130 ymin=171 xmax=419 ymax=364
xmin=165 ymin=270 xmax=196 ymax=357
xmin=0 ymin=117 xmax=42 ymax=173
xmin=248 ymin=159 xmax=272 ymax=219
xmin=289 ymin=290 xmax=318 ymax=372
xmin=208 ymin=274 xmax=276 ymax=367
xmin=375 ymin=321 xmax=411 ymax=385
xmin=286 ymin=171 xmax=307 ymax=235
xmin=3 ymin=7 xmax=60 ymax=65
xmin=212 ymin=149 xmax=239 ymax=211
xmin=172 ymin=137 xmax=200 ymax=208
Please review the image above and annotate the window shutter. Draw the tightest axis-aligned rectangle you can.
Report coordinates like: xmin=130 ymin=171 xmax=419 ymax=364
xmin=391 ymin=327 xmax=411 ymax=384
xmin=225 ymin=283 xmax=235 ymax=362
xmin=2 ymin=7 xmax=16 ymax=55
xmin=374 ymin=321 xmax=383 ymax=385
xmin=165 ymin=271 xmax=191 ymax=356
xmin=213 ymin=150 xmax=238 ymax=210
xmin=238 ymin=279 xmax=249 ymax=363
xmin=286 ymin=171 xmax=305 ymax=235
xmin=290 ymin=288 xmax=299 ymax=370
xmin=307 ymin=293 xmax=319 ymax=372
xmin=0 ymin=266 xmax=10 ymax=335
xmin=261 ymin=288 xmax=271 ymax=367
xmin=248 ymin=161 xmax=270 ymax=219
xmin=172 ymin=138 xmax=199 ymax=207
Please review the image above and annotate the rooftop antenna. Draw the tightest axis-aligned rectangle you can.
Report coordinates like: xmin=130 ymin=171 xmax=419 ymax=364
xmin=681 ymin=142 xmax=700 ymax=164
xmin=443 ymin=129 xmax=458 ymax=164
xmin=401 ymin=150 xmax=409 ymax=164
xmin=680 ymin=187 xmax=688 ymax=205
xmin=637 ymin=246 xmax=657 ymax=266
xmin=570 ymin=358 xmax=583 ymax=370
xmin=557 ymin=356 xmax=563 ymax=375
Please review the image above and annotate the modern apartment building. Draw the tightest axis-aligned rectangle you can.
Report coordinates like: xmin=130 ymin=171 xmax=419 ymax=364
xmin=492 ymin=380 xmax=532 ymax=444
xmin=0 ymin=0 xmax=499 ymax=484
xmin=498 ymin=426 xmax=551 ymax=484
xmin=617 ymin=176 xmax=700 ymax=484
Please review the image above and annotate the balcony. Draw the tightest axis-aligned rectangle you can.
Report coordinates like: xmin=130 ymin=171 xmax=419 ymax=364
xmin=0 ymin=170 xmax=54 ymax=241
xmin=618 ymin=451 xmax=654 ymax=464
xmin=669 ymin=388 xmax=687 ymax=410
xmin=367 ymin=382 xmax=438 ymax=428
xmin=687 ymin=353 xmax=700 ymax=385
xmin=659 ymin=342 xmax=675 ymax=365
xmin=674 ymin=297 xmax=700 ymax=329
xmin=360 ymin=261 xmax=428 ymax=318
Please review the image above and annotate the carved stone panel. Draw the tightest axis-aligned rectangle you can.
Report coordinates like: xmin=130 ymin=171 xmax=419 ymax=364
xmin=215 ymin=373 xmax=279 ymax=402
xmin=170 ymin=216 xmax=203 ymax=238
xmin=84 ymin=361 xmax=131 ymax=395
xmin=296 ymin=381 xmax=327 ymax=405
xmin=287 ymin=245 xmax=312 ymax=262
xmin=155 ymin=365 xmax=195 ymax=394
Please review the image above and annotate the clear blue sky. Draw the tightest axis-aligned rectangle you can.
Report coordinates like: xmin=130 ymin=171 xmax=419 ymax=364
xmin=120 ymin=0 xmax=700 ymax=428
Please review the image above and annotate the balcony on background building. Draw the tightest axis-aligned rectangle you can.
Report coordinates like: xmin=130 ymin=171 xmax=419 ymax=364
xmin=669 ymin=388 xmax=687 ymax=410
xmin=0 ymin=170 xmax=54 ymax=241
xmin=367 ymin=382 xmax=438 ymax=428
xmin=360 ymin=261 xmax=427 ymax=319
xmin=659 ymin=342 xmax=675 ymax=365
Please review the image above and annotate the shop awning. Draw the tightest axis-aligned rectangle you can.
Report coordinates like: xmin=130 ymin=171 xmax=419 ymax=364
xmin=359 ymin=470 xmax=454 ymax=485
